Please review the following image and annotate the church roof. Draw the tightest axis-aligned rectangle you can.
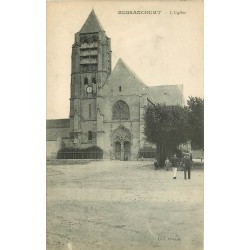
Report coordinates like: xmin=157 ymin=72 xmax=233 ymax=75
xmin=80 ymin=9 xmax=104 ymax=33
xmin=103 ymin=58 xmax=154 ymax=101
xmin=115 ymin=59 xmax=145 ymax=85
xmin=46 ymin=119 xmax=70 ymax=128
xmin=148 ymin=85 xmax=184 ymax=106
xmin=103 ymin=59 xmax=184 ymax=105
xmin=114 ymin=58 xmax=147 ymax=89
xmin=46 ymin=119 xmax=70 ymax=141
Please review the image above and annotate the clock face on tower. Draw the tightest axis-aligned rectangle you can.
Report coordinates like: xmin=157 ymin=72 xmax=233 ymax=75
xmin=86 ymin=86 xmax=93 ymax=94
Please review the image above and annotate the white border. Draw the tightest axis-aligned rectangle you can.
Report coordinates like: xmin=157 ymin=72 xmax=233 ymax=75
xmin=0 ymin=0 xmax=46 ymax=249
xmin=205 ymin=0 xmax=250 ymax=249
xmin=1 ymin=0 xmax=250 ymax=249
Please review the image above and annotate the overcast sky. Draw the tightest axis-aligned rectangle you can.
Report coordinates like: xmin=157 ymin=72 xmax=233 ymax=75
xmin=47 ymin=0 xmax=203 ymax=119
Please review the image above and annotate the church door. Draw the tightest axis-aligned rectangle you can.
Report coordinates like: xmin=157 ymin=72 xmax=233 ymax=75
xmin=115 ymin=142 xmax=121 ymax=160
xmin=124 ymin=141 xmax=131 ymax=161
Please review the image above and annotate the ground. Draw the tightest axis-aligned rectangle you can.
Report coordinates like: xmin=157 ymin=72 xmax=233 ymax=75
xmin=47 ymin=161 xmax=203 ymax=250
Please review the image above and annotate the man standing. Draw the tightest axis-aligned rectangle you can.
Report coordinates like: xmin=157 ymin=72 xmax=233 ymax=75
xmin=171 ymin=153 xmax=180 ymax=179
xmin=183 ymin=153 xmax=192 ymax=180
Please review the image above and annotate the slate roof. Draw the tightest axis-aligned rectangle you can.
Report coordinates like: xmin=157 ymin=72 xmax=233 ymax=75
xmin=148 ymin=85 xmax=184 ymax=106
xmin=80 ymin=9 xmax=104 ymax=33
xmin=103 ymin=58 xmax=154 ymax=102
xmin=46 ymin=119 xmax=70 ymax=128
xmin=115 ymin=59 xmax=145 ymax=87
xmin=46 ymin=119 xmax=70 ymax=141
xmin=103 ymin=58 xmax=183 ymax=105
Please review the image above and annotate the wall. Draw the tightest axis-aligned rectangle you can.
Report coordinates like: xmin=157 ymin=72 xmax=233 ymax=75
xmin=46 ymin=140 xmax=60 ymax=158
xmin=96 ymin=94 xmax=143 ymax=160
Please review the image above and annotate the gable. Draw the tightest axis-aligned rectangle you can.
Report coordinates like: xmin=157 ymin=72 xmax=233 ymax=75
xmin=101 ymin=59 xmax=151 ymax=98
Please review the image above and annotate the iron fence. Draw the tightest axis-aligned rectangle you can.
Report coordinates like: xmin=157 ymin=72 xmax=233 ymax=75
xmin=57 ymin=151 xmax=103 ymax=159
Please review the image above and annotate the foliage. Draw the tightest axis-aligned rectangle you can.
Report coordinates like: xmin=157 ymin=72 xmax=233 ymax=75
xmin=187 ymin=97 xmax=204 ymax=150
xmin=143 ymin=104 xmax=189 ymax=167
xmin=144 ymin=104 xmax=189 ymax=149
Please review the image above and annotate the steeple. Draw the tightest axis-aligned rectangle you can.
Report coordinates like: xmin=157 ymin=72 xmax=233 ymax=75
xmin=69 ymin=9 xmax=111 ymax=146
xmin=80 ymin=9 xmax=105 ymax=33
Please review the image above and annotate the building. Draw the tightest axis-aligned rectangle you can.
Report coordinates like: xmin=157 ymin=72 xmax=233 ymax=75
xmin=47 ymin=10 xmax=184 ymax=160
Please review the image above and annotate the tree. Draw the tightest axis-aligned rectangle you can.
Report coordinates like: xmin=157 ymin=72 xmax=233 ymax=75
xmin=187 ymin=97 xmax=204 ymax=150
xmin=144 ymin=104 xmax=189 ymax=168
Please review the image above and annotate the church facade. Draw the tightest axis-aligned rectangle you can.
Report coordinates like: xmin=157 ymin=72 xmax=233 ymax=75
xmin=46 ymin=10 xmax=184 ymax=160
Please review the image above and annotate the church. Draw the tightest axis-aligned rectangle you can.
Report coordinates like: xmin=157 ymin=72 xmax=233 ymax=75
xmin=46 ymin=10 xmax=184 ymax=160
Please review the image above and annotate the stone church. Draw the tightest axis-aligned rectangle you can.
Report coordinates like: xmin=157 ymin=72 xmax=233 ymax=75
xmin=46 ymin=10 xmax=184 ymax=160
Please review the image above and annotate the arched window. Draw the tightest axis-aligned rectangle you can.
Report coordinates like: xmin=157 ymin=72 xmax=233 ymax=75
xmin=84 ymin=77 xmax=88 ymax=85
xmin=88 ymin=131 xmax=93 ymax=141
xmin=119 ymin=86 xmax=121 ymax=92
xmin=112 ymin=100 xmax=130 ymax=120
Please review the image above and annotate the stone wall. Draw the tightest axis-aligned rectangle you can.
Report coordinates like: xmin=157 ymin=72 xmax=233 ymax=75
xmin=95 ymin=94 xmax=144 ymax=160
xmin=46 ymin=140 xmax=60 ymax=158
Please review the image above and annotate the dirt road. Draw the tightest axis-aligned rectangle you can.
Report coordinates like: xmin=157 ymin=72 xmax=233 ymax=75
xmin=47 ymin=161 xmax=203 ymax=250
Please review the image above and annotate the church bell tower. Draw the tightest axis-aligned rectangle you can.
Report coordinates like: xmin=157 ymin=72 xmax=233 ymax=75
xmin=69 ymin=10 xmax=112 ymax=146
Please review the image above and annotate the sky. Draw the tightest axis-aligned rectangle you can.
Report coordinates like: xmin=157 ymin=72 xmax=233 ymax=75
xmin=47 ymin=0 xmax=203 ymax=119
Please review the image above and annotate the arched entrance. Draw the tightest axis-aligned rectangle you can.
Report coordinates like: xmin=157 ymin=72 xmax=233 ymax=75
xmin=124 ymin=141 xmax=131 ymax=160
xmin=112 ymin=125 xmax=131 ymax=161
xmin=115 ymin=142 xmax=121 ymax=160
